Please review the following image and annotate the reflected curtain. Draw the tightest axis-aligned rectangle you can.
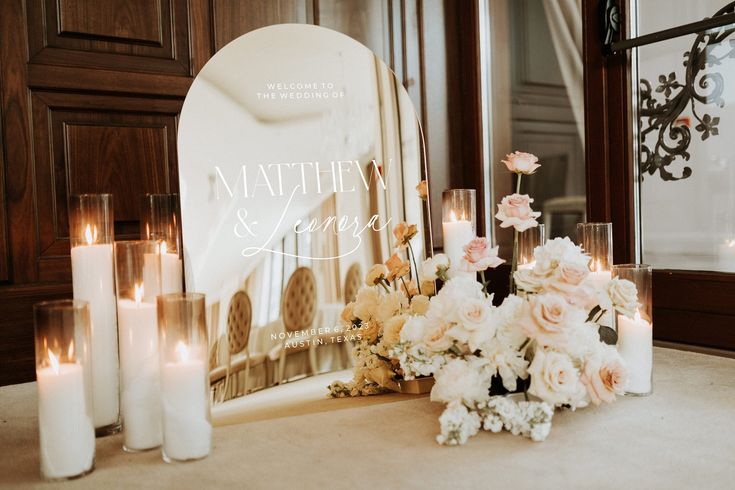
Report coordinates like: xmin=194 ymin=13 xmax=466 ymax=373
xmin=311 ymin=195 xmax=341 ymax=303
xmin=542 ymin=0 xmax=584 ymax=144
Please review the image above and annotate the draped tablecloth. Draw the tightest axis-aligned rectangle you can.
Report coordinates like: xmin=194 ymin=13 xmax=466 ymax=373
xmin=2 ymin=347 xmax=734 ymax=489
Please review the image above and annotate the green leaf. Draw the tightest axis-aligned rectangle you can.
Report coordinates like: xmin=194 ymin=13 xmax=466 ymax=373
xmin=598 ymin=326 xmax=618 ymax=345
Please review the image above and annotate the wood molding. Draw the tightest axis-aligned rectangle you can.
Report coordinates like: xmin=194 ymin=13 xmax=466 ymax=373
xmin=582 ymin=0 xmax=635 ymax=265
xmin=444 ymin=0 xmax=486 ymax=235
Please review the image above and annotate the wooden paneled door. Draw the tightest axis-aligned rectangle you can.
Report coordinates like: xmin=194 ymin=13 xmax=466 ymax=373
xmin=0 ymin=0 xmax=449 ymax=385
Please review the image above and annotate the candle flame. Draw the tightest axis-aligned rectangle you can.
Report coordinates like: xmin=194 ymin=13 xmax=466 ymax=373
xmin=48 ymin=349 xmax=60 ymax=374
xmin=727 ymin=239 xmax=735 ymax=248
xmin=160 ymin=241 xmax=167 ymax=255
xmin=68 ymin=341 xmax=74 ymax=360
xmin=84 ymin=224 xmax=98 ymax=245
xmin=449 ymin=210 xmax=457 ymax=222
xmin=134 ymin=283 xmax=144 ymax=305
xmin=175 ymin=341 xmax=189 ymax=363
xmin=591 ymin=259 xmax=603 ymax=272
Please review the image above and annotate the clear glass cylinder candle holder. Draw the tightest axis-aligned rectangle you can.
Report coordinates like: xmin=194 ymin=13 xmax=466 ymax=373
xmin=518 ymin=224 xmax=545 ymax=269
xmin=34 ymin=300 xmax=95 ymax=481
xmin=576 ymin=222 xmax=613 ymax=272
xmin=68 ymin=194 xmax=120 ymax=435
xmin=612 ymin=264 xmax=653 ymax=396
xmin=577 ymin=222 xmax=614 ymax=328
xmin=140 ymin=194 xmax=183 ymax=295
xmin=441 ymin=189 xmax=476 ymax=277
xmin=157 ymin=293 xmax=211 ymax=463
xmin=114 ymin=241 xmax=163 ymax=452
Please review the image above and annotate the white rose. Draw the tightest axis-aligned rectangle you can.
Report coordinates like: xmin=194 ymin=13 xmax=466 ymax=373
xmin=400 ymin=316 xmax=427 ymax=343
xmin=514 ymin=268 xmax=545 ymax=293
xmin=606 ymin=278 xmax=638 ymax=318
xmin=528 ymin=348 xmax=586 ymax=407
xmin=423 ymin=321 xmax=454 ymax=352
xmin=420 ymin=254 xmax=449 ymax=282
xmin=457 ymin=297 xmax=493 ymax=331
xmin=430 ymin=358 xmax=491 ymax=405
xmin=533 ymin=237 xmax=588 ymax=277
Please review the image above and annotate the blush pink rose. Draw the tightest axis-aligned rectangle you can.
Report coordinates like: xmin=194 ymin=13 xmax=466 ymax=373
xmin=581 ymin=348 xmax=628 ymax=405
xmin=495 ymin=194 xmax=541 ymax=232
xmin=502 ymin=151 xmax=541 ymax=175
xmin=521 ymin=293 xmax=582 ymax=347
xmin=462 ymin=237 xmax=505 ymax=272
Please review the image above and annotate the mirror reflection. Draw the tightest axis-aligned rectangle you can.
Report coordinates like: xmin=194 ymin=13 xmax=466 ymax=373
xmin=177 ymin=24 xmax=431 ymax=410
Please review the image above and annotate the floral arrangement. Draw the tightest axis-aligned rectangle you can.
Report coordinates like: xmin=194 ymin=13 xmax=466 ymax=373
xmin=329 ymin=152 xmax=640 ymax=446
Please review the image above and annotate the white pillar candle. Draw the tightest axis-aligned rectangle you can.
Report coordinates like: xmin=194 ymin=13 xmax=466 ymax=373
xmin=70 ymin=228 xmax=119 ymax=429
xmin=117 ymin=285 xmax=162 ymax=451
xmin=161 ymin=342 xmax=211 ymax=461
xmin=442 ymin=213 xmax=475 ymax=278
xmin=142 ymin=243 xmax=183 ymax=298
xmin=617 ymin=311 xmax=653 ymax=394
xmin=37 ymin=353 xmax=95 ymax=480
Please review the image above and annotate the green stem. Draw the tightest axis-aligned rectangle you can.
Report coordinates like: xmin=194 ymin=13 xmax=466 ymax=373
xmin=406 ymin=242 xmax=422 ymax=295
xmin=378 ymin=279 xmax=391 ymax=294
xmin=400 ymin=276 xmax=413 ymax=300
xmin=480 ymin=270 xmax=488 ymax=296
xmin=509 ymin=174 xmax=523 ymax=294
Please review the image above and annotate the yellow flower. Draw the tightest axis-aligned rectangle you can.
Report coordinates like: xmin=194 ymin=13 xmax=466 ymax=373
xmin=393 ymin=221 xmax=418 ymax=250
xmin=416 ymin=180 xmax=428 ymax=200
xmin=385 ymin=253 xmax=410 ymax=282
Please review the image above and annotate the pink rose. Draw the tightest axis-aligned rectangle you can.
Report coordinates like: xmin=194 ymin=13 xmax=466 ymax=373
xmin=462 ymin=237 xmax=505 ymax=272
xmin=502 ymin=151 xmax=541 ymax=175
xmin=495 ymin=194 xmax=541 ymax=232
xmin=581 ymin=348 xmax=628 ymax=405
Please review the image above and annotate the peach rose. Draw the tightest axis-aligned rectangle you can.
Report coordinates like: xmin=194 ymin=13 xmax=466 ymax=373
xmin=393 ymin=221 xmax=418 ymax=250
xmin=582 ymin=347 xmax=628 ymax=405
xmin=423 ymin=322 xmax=453 ymax=352
xmin=495 ymin=194 xmax=541 ymax=232
xmin=462 ymin=237 xmax=505 ymax=272
xmin=416 ymin=180 xmax=428 ymax=200
xmin=385 ymin=253 xmax=410 ymax=281
xmin=521 ymin=293 xmax=581 ymax=347
xmin=546 ymin=262 xmax=597 ymax=309
xmin=502 ymin=151 xmax=541 ymax=175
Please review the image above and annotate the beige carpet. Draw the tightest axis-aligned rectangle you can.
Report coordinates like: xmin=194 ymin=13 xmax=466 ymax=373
xmin=2 ymin=348 xmax=735 ymax=489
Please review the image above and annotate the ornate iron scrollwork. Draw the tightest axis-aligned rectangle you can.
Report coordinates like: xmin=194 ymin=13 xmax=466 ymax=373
xmin=639 ymin=2 xmax=735 ymax=181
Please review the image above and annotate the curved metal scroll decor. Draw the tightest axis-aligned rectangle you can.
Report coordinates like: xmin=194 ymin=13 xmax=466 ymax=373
xmin=639 ymin=2 xmax=735 ymax=181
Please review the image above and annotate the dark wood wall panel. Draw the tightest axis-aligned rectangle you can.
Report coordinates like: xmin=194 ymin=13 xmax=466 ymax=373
xmin=29 ymin=91 xmax=181 ymax=282
xmin=0 ymin=0 xmax=449 ymax=385
xmin=58 ymin=0 xmax=164 ymax=43
xmin=212 ymin=0 xmax=313 ymax=49
xmin=26 ymin=0 xmax=190 ymax=75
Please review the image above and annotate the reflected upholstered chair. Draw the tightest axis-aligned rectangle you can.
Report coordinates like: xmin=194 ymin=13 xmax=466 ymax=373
xmin=343 ymin=263 xmax=362 ymax=305
xmin=274 ymin=267 xmax=318 ymax=384
xmin=210 ymin=290 xmax=266 ymax=401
